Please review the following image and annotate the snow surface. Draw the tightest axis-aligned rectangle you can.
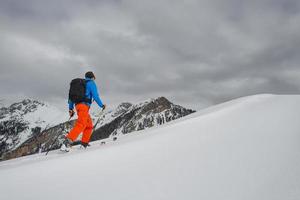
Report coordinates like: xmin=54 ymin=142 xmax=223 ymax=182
xmin=0 ymin=94 xmax=300 ymax=200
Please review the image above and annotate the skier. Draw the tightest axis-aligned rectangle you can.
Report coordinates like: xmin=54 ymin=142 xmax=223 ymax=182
xmin=61 ymin=71 xmax=106 ymax=151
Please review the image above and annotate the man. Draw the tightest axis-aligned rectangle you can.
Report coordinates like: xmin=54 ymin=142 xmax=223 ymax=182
xmin=61 ymin=71 xmax=106 ymax=151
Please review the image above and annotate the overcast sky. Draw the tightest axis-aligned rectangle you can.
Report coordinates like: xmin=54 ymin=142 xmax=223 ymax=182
xmin=0 ymin=0 xmax=300 ymax=110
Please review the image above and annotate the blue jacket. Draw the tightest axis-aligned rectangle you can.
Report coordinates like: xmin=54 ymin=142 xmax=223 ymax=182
xmin=68 ymin=78 xmax=104 ymax=110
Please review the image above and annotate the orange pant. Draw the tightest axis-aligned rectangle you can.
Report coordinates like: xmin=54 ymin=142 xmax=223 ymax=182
xmin=67 ymin=103 xmax=93 ymax=144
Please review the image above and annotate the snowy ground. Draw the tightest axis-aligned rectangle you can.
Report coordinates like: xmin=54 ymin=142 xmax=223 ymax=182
xmin=0 ymin=94 xmax=299 ymax=200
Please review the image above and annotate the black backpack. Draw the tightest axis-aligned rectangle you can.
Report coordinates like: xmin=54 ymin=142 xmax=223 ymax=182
xmin=68 ymin=78 xmax=91 ymax=104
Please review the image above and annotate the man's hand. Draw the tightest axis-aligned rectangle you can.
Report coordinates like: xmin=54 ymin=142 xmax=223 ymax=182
xmin=102 ymin=104 xmax=106 ymax=110
xmin=69 ymin=110 xmax=75 ymax=118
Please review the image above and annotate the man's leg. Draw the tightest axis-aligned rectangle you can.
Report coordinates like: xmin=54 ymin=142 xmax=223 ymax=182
xmin=81 ymin=114 xmax=93 ymax=146
xmin=67 ymin=104 xmax=89 ymax=142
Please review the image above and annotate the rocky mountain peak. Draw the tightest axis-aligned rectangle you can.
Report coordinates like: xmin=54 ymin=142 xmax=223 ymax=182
xmin=8 ymin=99 xmax=45 ymax=115
xmin=0 ymin=98 xmax=66 ymax=160
xmin=118 ymin=102 xmax=133 ymax=109
xmin=112 ymin=102 xmax=133 ymax=118
xmin=141 ymin=96 xmax=172 ymax=114
xmin=91 ymin=97 xmax=196 ymax=141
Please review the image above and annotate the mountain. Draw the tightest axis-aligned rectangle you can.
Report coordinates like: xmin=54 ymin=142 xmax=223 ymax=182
xmin=1 ymin=97 xmax=195 ymax=161
xmin=0 ymin=99 xmax=67 ymax=158
xmin=0 ymin=94 xmax=299 ymax=200
xmin=91 ymin=96 xmax=195 ymax=140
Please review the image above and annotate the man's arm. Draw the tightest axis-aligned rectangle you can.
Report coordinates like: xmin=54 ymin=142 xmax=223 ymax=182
xmin=90 ymin=81 xmax=104 ymax=108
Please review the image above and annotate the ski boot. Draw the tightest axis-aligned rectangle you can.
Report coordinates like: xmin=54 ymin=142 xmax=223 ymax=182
xmin=60 ymin=137 xmax=73 ymax=152
xmin=81 ymin=142 xmax=90 ymax=149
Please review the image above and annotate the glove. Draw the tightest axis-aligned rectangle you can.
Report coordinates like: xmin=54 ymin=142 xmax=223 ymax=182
xmin=102 ymin=104 xmax=106 ymax=110
xmin=69 ymin=110 xmax=75 ymax=118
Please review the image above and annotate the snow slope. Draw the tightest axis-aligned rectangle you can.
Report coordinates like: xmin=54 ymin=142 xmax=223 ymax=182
xmin=0 ymin=94 xmax=299 ymax=200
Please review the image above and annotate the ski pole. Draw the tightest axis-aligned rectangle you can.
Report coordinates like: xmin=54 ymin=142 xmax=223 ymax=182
xmin=92 ymin=107 xmax=105 ymax=133
xmin=45 ymin=116 xmax=72 ymax=155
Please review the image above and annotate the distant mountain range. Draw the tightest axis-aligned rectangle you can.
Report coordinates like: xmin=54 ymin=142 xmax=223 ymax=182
xmin=0 ymin=97 xmax=195 ymax=161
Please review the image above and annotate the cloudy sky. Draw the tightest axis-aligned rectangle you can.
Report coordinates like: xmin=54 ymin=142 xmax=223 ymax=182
xmin=0 ymin=0 xmax=300 ymax=110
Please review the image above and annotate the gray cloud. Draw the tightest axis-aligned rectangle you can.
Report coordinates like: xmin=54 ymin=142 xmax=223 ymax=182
xmin=0 ymin=0 xmax=300 ymax=110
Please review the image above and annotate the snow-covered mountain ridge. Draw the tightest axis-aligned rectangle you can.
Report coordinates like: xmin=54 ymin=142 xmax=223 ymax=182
xmin=0 ymin=97 xmax=195 ymax=160
xmin=0 ymin=99 xmax=67 ymax=155
xmin=91 ymin=97 xmax=195 ymax=140
xmin=0 ymin=94 xmax=299 ymax=200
